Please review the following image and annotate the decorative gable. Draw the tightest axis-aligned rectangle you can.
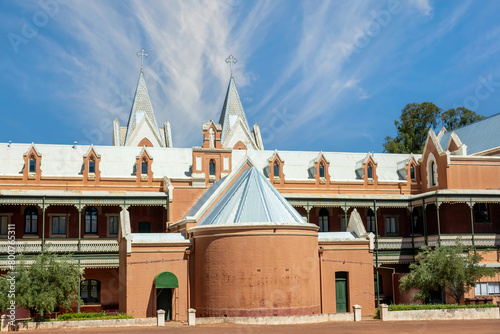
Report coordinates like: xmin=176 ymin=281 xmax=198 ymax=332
xmin=135 ymin=146 xmax=153 ymax=183
xmin=356 ymin=152 xmax=378 ymax=185
xmin=201 ymin=121 xmax=222 ymax=149
xmin=268 ymin=149 xmax=285 ymax=185
xmin=309 ymin=151 xmax=330 ymax=184
xmin=23 ymin=143 xmax=42 ymax=181
xmin=83 ymin=144 xmax=101 ymax=182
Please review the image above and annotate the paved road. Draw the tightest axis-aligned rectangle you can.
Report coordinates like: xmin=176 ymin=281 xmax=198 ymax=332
xmin=33 ymin=319 xmax=500 ymax=334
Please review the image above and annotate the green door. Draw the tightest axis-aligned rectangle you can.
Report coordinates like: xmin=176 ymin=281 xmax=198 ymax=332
xmin=335 ymin=272 xmax=348 ymax=313
xmin=156 ymin=288 xmax=172 ymax=321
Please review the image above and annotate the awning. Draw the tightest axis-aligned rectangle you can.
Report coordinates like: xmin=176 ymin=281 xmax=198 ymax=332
xmin=155 ymin=272 xmax=178 ymax=288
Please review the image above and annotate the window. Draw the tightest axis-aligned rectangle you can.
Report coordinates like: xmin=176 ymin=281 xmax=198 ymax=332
xmin=80 ymin=279 xmax=101 ymax=304
xmin=385 ymin=216 xmax=399 ymax=235
xmin=109 ymin=216 xmax=119 ymax=235
xmin=319 ymin=163 xmax=325 ymax=178
xmin=318 ymin=208 xmax=329 ymax=232
xmin=85 ymin=206 xmax=98 ymax=234
xmin=88 ymin=159 xmax=95 ymax=174
xmin=475 ymin=282 xmax=500 ymax=296
xmin=273 ymin=161 xmax=280 ymax=178
xmin=367 ymin=209 xmax=375 ymax=233
xmin=340 ymin=215 xmax=350 ymax=232
xmin=0 ymin=216 xmax=8 ymax=235
xmin=209 ymin=159 xmax=216 ymax=177
xmin=474 ymin=203 xmax=490 ymax=223
xmin=52 ymin=216 xmax=66 ymax=235
xmin=367 ymin=164 xmax=373 ymax=179
xmin=29 ymin=156 xmax=36 ymax=173
xmin=24 ymin=206 xmax=38 ymax=234
xmin=141 ymin=159 xmax=148 ymax=175
xmin=430 ymin=160 xmax=436 ymax=186
xmin=410 ymin=166 xmax=416 ymax=181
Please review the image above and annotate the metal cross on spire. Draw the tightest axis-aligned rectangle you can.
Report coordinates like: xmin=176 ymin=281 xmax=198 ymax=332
xmin=137 ymin=48 xmax=149 ymax=70
xmin=225 ymin=55 xmax=237 ymax=77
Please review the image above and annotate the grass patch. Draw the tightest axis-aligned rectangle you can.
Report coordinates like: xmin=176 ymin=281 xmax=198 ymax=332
xmin=55 ymin=312 xmax=133 ymax=321
xmin=374 ymin=303 xmax=496 ymax=319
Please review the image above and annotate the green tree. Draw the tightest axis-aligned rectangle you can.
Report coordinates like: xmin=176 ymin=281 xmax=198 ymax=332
xmin=383 ymin=102 xmax=442 ymax=153
xmin=0 ymin=251 xmax=83 ymax=319
xmin=399 ymin=242 xmax=497 ymax=304
xmin=442 ymin=107 xmax=485 ymax=130
xmin=383 ymin=103 xmax=485 ymax=153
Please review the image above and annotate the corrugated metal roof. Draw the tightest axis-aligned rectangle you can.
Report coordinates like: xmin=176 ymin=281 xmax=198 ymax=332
xmin=198 ymin=167 xmax=307 ymax=226
xmin=440 ymin=113 xmax=500 ymax=155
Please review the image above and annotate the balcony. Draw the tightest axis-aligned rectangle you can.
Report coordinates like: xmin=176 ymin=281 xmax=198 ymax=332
xmin=378 ymin=234 xmax=500 ymax=250
xmin=0 ymin=238 xmax=119 ymax=253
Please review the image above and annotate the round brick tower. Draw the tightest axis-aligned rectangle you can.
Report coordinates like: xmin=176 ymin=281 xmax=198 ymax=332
xmin=190 ymin=167 xmax=320 ymax=317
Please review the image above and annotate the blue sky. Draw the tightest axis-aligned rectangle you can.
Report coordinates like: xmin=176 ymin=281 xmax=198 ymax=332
xmin=0 ymin=0 xmax=499 ymax=153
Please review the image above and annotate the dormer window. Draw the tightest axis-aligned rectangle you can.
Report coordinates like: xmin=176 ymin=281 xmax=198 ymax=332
xmin=209 ymin=159 xmax=216 ymax=177
xmin=88 ymin=159 xmax=96 ymax=174
xmin=410 ymin=166 xmax=416 ymax=181
xmin=29 ymin=156 xmax=36 ymax=173
xmin=141 ymin=159 xmax=148 ymax=175
xmin=273 ymin=161 xmax=280 ymax=178
xmin=367 ymin=164 xmax=373 ymax=179
xmin=319 ymin=163 xmax=325 ymax=178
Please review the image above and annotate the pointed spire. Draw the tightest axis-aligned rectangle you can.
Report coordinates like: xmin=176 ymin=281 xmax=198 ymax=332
xmin=123 ymin=50 xmax=164 ymax=147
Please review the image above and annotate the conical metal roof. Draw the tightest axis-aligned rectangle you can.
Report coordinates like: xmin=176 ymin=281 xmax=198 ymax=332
xmin=198 ymin=166 xmax=308 ymax=226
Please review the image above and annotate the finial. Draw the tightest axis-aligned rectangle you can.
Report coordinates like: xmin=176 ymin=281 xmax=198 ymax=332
xmin=137 ymin=48 xmax=149 ymax=70
xmin=225 ymin=55 xmax=237 ymax=77
xmin=73 ymin=141 xmax=78 ymax=149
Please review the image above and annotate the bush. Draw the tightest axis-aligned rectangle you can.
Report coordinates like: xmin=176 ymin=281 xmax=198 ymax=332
xmin=56 ymin=312 xmax=133 ymax=321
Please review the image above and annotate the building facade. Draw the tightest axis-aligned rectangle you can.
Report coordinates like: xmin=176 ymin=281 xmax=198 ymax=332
xmin=1 ymin=60 xmax=499 ymax=320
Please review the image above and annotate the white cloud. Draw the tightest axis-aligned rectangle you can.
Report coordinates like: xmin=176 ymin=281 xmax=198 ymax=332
xmin=410 ymin=0 xmax=433 ymax=16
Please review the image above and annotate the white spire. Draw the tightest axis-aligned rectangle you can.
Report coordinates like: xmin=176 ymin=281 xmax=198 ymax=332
xmin=123 ymin=51 xmax=164 ymax=147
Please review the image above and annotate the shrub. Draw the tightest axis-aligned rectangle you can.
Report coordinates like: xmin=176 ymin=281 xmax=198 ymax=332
xmin=56 ymin=312 xmax=132 ymax=321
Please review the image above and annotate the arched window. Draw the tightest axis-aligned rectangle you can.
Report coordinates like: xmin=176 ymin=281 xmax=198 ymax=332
xmin=273 ymin=161 xmax=280 ymax=178
xmin=209 ymin=159 xmax=216 ymax=177
xmin=430 ymin=161 xmax=436 ymax=186
xmin=367 ymin=209 xmax=375 ymax=233
xmin=141 ymin=159 xmax=148 ymax=175
xmin=85 ymin=206 xmax=98 ymax=234
xmin=88 ymin=158 xmax=95 ymax=174
xmin=29 ymin=155 xmax=36 ymax=173
xmin=80 ymin=279 xmax=101 ymax=304
xmin=367 ymin=163 xmax=373 ymax=179
xmin=24 ymin=206 xmax=38 ymax=234
xmin=319 ymin=163 xmax=325 ymax=178
xmin=318 ymin=208 xmax=329 ymax=232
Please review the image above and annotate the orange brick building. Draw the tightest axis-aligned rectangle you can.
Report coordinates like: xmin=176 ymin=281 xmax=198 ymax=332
xmin=1 ymin=61 xmax=499 ymax=321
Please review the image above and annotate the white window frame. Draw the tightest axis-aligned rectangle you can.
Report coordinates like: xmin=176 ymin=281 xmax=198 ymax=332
xmin=427 ymin=153 xmax=438 ymax=188
xmin=384 ymin=215 xmax=399 ymax=235
xmin=475 ymin=282 xmax=500 ymax=296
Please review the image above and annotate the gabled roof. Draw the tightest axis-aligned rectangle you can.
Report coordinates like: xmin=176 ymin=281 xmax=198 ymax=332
xmin=124 ymin=70 xmax=163 ymax=147
xmin=198 ymin=166 xmax=309 ymax=226
xmin=218 ymin=77 xmax=258 ymax=149
xmin=439 ymin=113 xmax=500 ymax=155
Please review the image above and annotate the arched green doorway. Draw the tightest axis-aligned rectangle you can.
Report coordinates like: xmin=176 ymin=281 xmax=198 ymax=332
xmin=155 ymin=272 xmax=178 ymax=321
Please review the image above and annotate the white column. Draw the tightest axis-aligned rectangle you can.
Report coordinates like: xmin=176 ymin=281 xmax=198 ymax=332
xmin=157 ymin=309 xmax=165 ymax=326
xmin=352 ymin=304 xmax=362 ymax=322
xmin=188 ymin=308 xmax=196 ymax=326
